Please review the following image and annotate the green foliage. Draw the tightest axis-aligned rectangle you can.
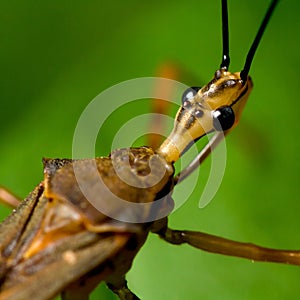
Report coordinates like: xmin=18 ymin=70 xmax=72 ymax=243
xmin=0 ymin=1 xmax=299 ymax=299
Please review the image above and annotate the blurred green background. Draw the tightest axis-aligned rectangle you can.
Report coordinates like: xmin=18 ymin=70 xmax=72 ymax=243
xmin=0 ymin=0 xmax=299 ymax=299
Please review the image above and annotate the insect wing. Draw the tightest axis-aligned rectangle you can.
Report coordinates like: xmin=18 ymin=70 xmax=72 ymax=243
xmin=0 ymin=185 xmax=43 ymax=274
xmin=0 ymin=181 xmax=130 ymax=299
xmin=0 ymin=233 xmax=129 ymax=300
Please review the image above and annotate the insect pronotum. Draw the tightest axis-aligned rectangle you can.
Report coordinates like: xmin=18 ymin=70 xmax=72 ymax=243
xmin=0 ymin=0 xmax=299 ymax=299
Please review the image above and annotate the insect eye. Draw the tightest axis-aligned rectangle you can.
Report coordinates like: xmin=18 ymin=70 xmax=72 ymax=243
xmin=212 ymin=106 xmax=235 ymax=131
xmin=181 ymin=86 xmax=201 ymax=105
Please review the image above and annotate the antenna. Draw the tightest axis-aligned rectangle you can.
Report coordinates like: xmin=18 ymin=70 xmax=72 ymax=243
xmin=240 ymin=0 xmax=279 ymax=81
xmin=220 ymin=0 xmax=230 ymax=69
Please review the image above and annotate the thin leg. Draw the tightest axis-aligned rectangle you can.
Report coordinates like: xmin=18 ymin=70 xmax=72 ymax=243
xmin=148 ymin=63 xmax=179 ymax=150
xmin=107 ymin=277 xmax=140 ymax=300
xmin=157 ymin=227 xmax=300 ymax=266
xmin=0 ymin=187 xmax=20 ymax=208
xmin=174 ymin=131 xmax=227 ymax=184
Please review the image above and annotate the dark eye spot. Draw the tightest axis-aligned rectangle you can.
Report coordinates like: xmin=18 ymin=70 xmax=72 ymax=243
xmin=181 ymin=86 xmax=201 ymax=104
xmin=212 ymin=106 xmax=235 ymax=131
xmin=194 ymin=110 xmax=204 ymax=118
xmin=183 ymin=100 xmax=192 ymax=108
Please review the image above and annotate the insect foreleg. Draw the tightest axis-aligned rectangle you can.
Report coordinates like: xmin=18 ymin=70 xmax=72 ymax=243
xmin=107 ymin=276 xmax=140 ymax=300
xmin=156 ymin=227 xmax=300 ymax=266
xmin=0 ymin=187 xmax=20 ymax=208
xmin=174 ymin=131 xmax=227 ymax=184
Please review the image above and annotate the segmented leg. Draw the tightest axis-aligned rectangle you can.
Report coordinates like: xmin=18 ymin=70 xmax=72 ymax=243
xmin=156 ymin=226 xmax=300 ymax=266
xmin=0 ymin=187 xmax=20 ymax=208
xmin=174 ymin=131 xmax=227 ymax=184
xmin=107 ymin=277 xmax=140 ymax=300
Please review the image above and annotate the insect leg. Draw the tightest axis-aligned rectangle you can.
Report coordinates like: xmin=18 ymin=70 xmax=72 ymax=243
xmin=107 ymin=277 xmax=140 ymax=300
xmin=156 ymin=226 xmax=300 ymax=266
xmin=146 ymin=63 xmax=181 ymax=151
xmin=174 ymin=131 xmax=227 ymax=184
xmin=0 ymin=186 xmax=20 ymax=208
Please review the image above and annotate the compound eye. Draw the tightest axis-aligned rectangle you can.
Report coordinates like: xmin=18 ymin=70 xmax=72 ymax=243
xmin=212 ymin=106 xmax=235 ymax=131
xmin=181 ymin=86 xmax=201 ymax=105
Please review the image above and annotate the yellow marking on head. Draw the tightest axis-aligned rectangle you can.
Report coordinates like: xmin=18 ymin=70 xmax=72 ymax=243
xmin=157 ymin=69 xmax=253 ymax=163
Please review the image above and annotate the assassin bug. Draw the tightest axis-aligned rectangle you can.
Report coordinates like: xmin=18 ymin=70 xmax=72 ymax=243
xmin=0 ymin=0 xmax=299 ymax=299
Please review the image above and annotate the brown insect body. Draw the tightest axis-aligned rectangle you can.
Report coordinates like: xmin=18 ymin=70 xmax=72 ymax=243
xmin=1 ymin=1 xmax=298 ymax=299
xmin=0 ymin=147 xmax=174 ymax=299
xmin=2 ymin=70 xmax=299 ymax=299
